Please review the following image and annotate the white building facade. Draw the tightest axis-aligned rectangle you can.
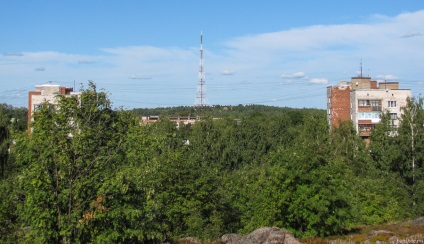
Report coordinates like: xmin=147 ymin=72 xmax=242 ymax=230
xmin=328 ymin=76 xmax=411 ymax=139
xmin=28 ymin=84 xmax=77 ymax=128
xmin=351 ymin=87 xmax=411 ymax=137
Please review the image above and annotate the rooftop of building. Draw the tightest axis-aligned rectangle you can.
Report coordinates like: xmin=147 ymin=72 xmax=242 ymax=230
xmin=329 ymin=76 xmax=410 ymax=91
xmin=35 ymin=84 xmax=62 ymax=87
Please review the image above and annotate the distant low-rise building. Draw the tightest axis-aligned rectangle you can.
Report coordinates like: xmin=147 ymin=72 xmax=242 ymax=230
xmin=327 ymin=76 xmax=411 ymax=140
xmin=140 ymin=115 xmax=200 ymax=128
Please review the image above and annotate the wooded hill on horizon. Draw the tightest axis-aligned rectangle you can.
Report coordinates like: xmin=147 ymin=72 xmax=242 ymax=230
xmin=132 ymin=104 xmax=324 ymax=118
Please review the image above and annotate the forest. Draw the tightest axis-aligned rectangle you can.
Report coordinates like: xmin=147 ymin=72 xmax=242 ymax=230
xmin=0 ymin=82 xmax=423 ymax=243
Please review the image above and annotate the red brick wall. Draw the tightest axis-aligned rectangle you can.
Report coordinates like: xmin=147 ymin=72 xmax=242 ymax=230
xmin=27 ymin=91 xmax=41 ymax=129
xmin=330 ymin=86 xmax=351 ymax=127
xmin=60 ymin=86 xmax=73 ymax=95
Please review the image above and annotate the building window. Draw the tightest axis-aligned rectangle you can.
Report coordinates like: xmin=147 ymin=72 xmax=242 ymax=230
xmin=389 ymin=119 xmax=397 ymax=128
xmin=358 ymin=112 xmax=381 ymax=119
xmin=388 ymin=101 xmax=397 ymax=108
xmin=358 ymin=100 xmax=381 ymax=110
xmin=358 ymin=124 xmax=375 ymax=132
xmin=370 ymin=100 xmax=380 ymax=107
xmin=390 ymin=113 xmax=397 ymax=120
xmin=359 ymin=100 xmax=369 ymax=107
xmin=33 ymin=104 xmax=42 ymax=112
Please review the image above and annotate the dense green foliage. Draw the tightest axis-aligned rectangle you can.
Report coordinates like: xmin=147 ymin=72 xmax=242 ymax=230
xmin=0 ymin=104 xmax=27 ymax=242
xmin=0 ymin=103 xmax=27 ymax=178
xmin=1 ymin=84 xmax=423 ymax=242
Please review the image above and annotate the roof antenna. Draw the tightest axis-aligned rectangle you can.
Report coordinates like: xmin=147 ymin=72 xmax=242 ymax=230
xmin=359 ymin=59 xmax=363 ymax=78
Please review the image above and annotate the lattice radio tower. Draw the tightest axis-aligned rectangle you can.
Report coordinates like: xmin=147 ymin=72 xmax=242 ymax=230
xmin=194 ymin=31 xmax=208 ymax=107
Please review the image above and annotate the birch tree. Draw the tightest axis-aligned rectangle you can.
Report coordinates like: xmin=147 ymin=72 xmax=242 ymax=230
xmin=398 ymin=97 xmax=424 ymax=208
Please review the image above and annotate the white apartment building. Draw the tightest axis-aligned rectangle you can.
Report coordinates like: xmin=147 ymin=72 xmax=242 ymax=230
xmin=28 ymin=84 xmax=77 ymax=127
xmin=328 ymin=76 xmax=411 ymax=139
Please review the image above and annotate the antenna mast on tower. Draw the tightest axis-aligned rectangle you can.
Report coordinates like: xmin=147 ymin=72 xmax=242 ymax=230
xmin=195 ymin=31 xmax=208 ymax=107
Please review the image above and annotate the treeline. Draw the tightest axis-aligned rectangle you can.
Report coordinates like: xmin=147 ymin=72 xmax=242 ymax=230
xmin=132 ymin=104 xmax=323 ymax=118
xmin=0 ymin=83 xmax=423 ymax=243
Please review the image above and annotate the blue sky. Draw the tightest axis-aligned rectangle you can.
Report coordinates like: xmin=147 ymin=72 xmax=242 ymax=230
xmin=1 ymin=1 xmax=424 ymax=109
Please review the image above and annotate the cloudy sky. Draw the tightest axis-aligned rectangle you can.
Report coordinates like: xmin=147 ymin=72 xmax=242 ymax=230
xmin=1 ymin=1 xmax=423 ymax=109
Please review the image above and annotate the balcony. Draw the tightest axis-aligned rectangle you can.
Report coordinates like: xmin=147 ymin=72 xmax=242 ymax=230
xmin=371 ymin=106 xmax=382 ymax=111
xmin=358 ymin=123 xmax=375 ymax=137
xmin=359 ymin=131 xmax=371 ymax=137
xmin=358 ymin=106 xmax=382 ymax=112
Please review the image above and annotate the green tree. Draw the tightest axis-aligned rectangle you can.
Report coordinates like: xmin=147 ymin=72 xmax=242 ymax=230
xmin=397 ymin=97 xmax=424 ymax=212
xmin=397 ymin=97 xmax=424 ymax=185
xmin=349 ymin=172 xmax=411 ymax=225
xmin=150 ymin=120 xmax=228 ymax=241
xmin=355 ymin=110 xmax=414 ymax=224
xmin=15 ymin=82 xmax=131 ymax=243
xmin=370 ymin=97 xmax=424 ymax=215
xmin=369 ymin=112 xmax=400 ymax=172
xmin=231 ymin=114 xmax=355 ymax=238
xmin=0 ymin=173 xmax=21 ymax=243
xmin=280 ymin=115 xmax=354 ymax=237
xmin=0 ymin=104 xmax=27 ymax=242
xmin=0 ymin=107 xmax=10 ymax=178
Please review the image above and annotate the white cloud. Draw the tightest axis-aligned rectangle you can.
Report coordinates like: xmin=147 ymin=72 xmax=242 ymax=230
xmin=376 ymin=74 xmax=399 ymax=80
xmin=129 ymin=74 xmax=151 ymax=80
xmin=3 ymin=52 xmax=23 ymax=57
xmin=309 ymin=78 xmax=328 ymax=84
xmin=217 ymin=10 xmax=424 ymax=94
xmin=101 ymin=46 xmax=195 ymax=61
xmin=221 ymin=70 xmax=235 ymax=75
xmin=223 ymin=10 xmax=424 ymax=66
xmin=281 ymin=72 xmax=306 ymax=79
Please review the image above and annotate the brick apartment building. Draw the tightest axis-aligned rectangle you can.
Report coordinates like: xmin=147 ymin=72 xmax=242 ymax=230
xmin=327 ymin=76 xmax=411 ymax=139
xmin=28 ymin=84 xmax=77 ymax=128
